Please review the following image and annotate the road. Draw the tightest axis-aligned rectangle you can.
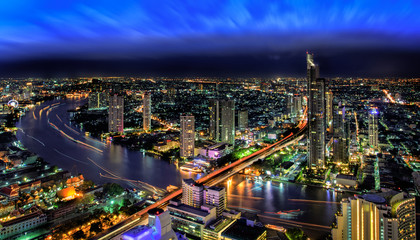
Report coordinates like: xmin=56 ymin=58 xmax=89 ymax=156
xmin=93 ymin=112 xmax=308 ymax=240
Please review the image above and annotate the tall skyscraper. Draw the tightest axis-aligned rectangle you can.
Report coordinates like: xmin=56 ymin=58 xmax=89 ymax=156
xmin=181 ymin=179 xmax=203 ymax=208
xmin=209 ymin=99 xmax=235 ymax=144
xmin=108 ymin=94 xmax=124 ymax=133
xmin=88 ymin=92 xmax=108 ymax=110
xmin=368 ymin=108 xmax=379 ymax=149
xmin=203 ymin=186 xmax=226 ymax=217
xmin=180 ymin=115 xmax=195 ymax=158
xmin=293 ymin=94 xmax=303 ymax=117
xmin=307 ymin=53 xmax=326 ymax=168
xmin=332 ymin=193 xmax=415 ymax=240
xmin=326 ymin=91 xmax=333 ymax=129
xmin=333 ymin=102 xmax=349 ymax=163
xmin=238 ymin=110 xmax=248 ymax=130
xmin=143 ymin=92 xmax=151 ymax=131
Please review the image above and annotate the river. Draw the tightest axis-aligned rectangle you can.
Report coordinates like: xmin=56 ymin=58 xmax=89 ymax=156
xmin=17 ymin=98 xmax=354 ymax=239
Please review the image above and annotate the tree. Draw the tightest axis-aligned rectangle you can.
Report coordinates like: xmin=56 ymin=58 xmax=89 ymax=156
xmin=89 ymin=222 xmax=103 ymax=234
xmin=103 ymin=183 xmax=124 ymax=196
xmin=72 ymin=230 xmax=86 ymax=240
xmin=285 ymin=228 xmax=307 ymax=240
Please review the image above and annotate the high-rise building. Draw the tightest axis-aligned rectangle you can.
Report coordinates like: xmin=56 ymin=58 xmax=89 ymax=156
xmin=332 ymin=193 xmax=415 ymax=240
xmin=307 ymin=53 xmax=326 ymax=168
xmin=238 ymin=110 xmax=248 ymax=130
xmin=209 ymin=99 xmax=235 ymax=144
xmin=326 ymin=91 xmax=333 ymax=129
xmin=333 ymin=102 xmax=349 ymax=163
xmin=203 ymin=186 xmax=226 ymax=217
xmin=88 ymin=92 xmax=108 ymax=110
xmin=368 ymin=108 xmax=379 ymax=149
xmin=143 ymin=92 xmax=152 ymax=131
xmin=108 ymin=94 xmax=124 ymax=133
xmin=180 ymin=115 xmax=195 ymax=158
xmin=182 ymin=178 xmax=204 ymax=208
xmin=294 ymin=94 xmax=303 ymax=117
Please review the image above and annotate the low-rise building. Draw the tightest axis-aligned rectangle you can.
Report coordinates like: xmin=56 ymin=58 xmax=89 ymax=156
xmin=0 ymin=210 xmax=47 ymax=239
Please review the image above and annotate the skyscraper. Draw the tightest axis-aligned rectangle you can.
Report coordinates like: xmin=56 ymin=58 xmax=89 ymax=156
xmin=209 ymin=99 xmax=235 ymax=144
xmin=332 ymin=193 xmax=416 ymax=240
xmin=333 ymin=102 xmax=349 ymax=163
xmin=88 ymin=92 xmax=108 ymax=110
xmin=108 ymin=94 xmax=124 ymax=133
xmin=238 ymin=110 xmax=248 ymax=130
xmin=203 ymin=186 xmax=226 ymax=217
xmin=307 ymin=53 xmax=326 ymax=168
xmin=326 ymin=91 xmax=333 ymax=129
xmin=143 ymin=92 xmax=151 ymax=131
xmin=180 ymin=115 xmax=195 ymax=158
xmin=293 ymin=94 xmax=303 ymax=117
xmin=368 ymin=108 xmax=379 ymax=149
xmin=181 ymin=178 xmax=203 ymax=208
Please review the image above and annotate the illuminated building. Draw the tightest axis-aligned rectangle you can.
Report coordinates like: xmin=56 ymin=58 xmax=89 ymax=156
xmin=326 ymin=91 xmax=333 ymax=129
xmin=88 ymin=92 xmax=108 ymax=110
xmin=209 ymin=99 xmax=235 ymax=145
xmin=368 ymin=108 xmax=379 ymax=149
xmin=332 ymin=193 xmax=416 ymax=240
xmin=108 ymin=94 xmax=124 ymax=133
xmin=238 ymin=110 xmax=248 ymax=130
xmin=180 ymin=115 xmax=195 ymax=158
xmin=333 ymin=102 xmax=349 ymax=163
xmin=181 ymin=178 xmax=203 ymax=208
xmin=168 ymin=200 xmax=216 ymax=239
xmin=122 ymin=208 xmax=177 ymax=240
xmin=143 ymin=92 xmax=152 ymax=131
xmin=294 ymin=94 xmax=303 ymax=117
xmin=203 ymin=186 xmax=226 ymax=217
xmin=0 ymin=209 xmax=47 ymax=239
xmin=307 ymin=53 xmax=326 ymax=168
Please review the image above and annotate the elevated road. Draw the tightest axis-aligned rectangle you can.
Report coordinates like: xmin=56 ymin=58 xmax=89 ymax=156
xmin=94 ymin=111 xmax=308 ymax=240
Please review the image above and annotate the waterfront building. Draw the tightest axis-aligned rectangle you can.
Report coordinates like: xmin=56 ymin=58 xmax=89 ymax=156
xmin=108 ymin=94 xmax=124 ymax=133
xmin=182 ymin=178 xmax=204 ymax=208
xmin=203 ymin=186 xmax=226 ymax=217
xmin=168 ymin=200 xmax=217 ymax=239
xmin=209 ymin=99 xmax=235 ymax=145
xmin=332 ymin=193 xmax=416 ymax=240
xmin=307 ymin=53 xmax=326 ymax=168
xmin=143 ymin=92 xmax=152 ymax=131
xmin=88 ymin=92 xmax=108 ymax=110
xmin=221 ymin=218 xmax=267 ymax=240
xmin=333 ymin=102 xmax=349 ymax=163
xmin=0 ymin=210 xmax=47 ymax=239
xmin=369 ymin=108 xmax=379 ymax=149
xmin=180 ymin=115 xmax=195 ymax=158
xmin=202 ymin=217 xmax=237 ymax=240
xmin=238 ymin=110 xmax=248 ymax=130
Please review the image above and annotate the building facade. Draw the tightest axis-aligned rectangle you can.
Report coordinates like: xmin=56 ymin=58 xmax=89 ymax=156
xmin=143 ymin=92 xmax=152 ymax=131
xmin=333 ymin=103 xmax=349 ymax=163
xmin=238 ymin=110 xmax=248 ymax=130
xmin=368 ymin=108 xmax=379 ymax=149
xmin=209 ymin=99 xmax=235 ymax=145
xmin=108 ymin=94 xmax=124 ymax=133
xmin=180 ymin=115 xmax=195 ymax=158
xmin=307 ymin=53 xmax=326 ymax=168
xmin=203 ymin=186 xmax=226 ymax=217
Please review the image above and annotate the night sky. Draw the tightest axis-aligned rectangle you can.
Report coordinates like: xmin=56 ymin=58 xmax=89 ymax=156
xmin=1 ymin=0 xmax=419 ymax=78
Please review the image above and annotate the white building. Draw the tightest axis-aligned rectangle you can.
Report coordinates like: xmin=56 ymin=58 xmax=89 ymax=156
xmin=180 ymin=115 xmax=195 ymax=158
xmin=143 ymin=92 xmax=152 ymax=131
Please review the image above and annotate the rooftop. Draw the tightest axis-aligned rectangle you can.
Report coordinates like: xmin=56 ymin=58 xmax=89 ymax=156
xmin=168 ymin=203 xmax=211 ymax=217
xmin=222 ymin=219 xmax=266 ymax=240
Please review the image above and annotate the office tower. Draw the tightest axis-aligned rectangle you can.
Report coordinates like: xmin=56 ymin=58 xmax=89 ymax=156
xmin=307 ymin=53 xmax=326 ymax=168
xmin=88 ymin=92 xmax=108 ymax=110
xmin=368 ymin=108 xmax=379 ymax=149
xmin=209 ymin=99 xmax=235 ymax=144
xmin=238 ymin=110 xmax=248 ymax=130
xmin=180 ymin=115 xmax=195 ymax=158
xmin=293 ymin=94 xmax=303 ymax=116
xmin=333 ymin=102 xmax=349 ymax=163
xmin=143 ymin=92 xmax=151 ymax=131
xmin=332 ymin=193 xmax=416 ymax=240
xmin=326 ymin=91 xmax=333 ymax=129
xmin=108 ymin=94 xmax=124 ymax=133
xmin=182 ymin=179 xmax=203 ymax=208
xmin=286 ymin=94 xmax=294 ymax=117
xmin=203 ymin=186 xmax=226 ymax=217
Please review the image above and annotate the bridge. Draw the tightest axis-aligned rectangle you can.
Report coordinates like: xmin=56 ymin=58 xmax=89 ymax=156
xmin=93 ymin=109 xmax=308 ymax=240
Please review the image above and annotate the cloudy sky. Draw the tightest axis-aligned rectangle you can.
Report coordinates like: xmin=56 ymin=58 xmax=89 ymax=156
xmin=1 ymin=0 xmax=419 ymax=77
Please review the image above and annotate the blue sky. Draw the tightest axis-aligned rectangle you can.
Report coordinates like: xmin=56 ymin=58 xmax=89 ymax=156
xmin=0 ymin=1 xmax=419 ymax=76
